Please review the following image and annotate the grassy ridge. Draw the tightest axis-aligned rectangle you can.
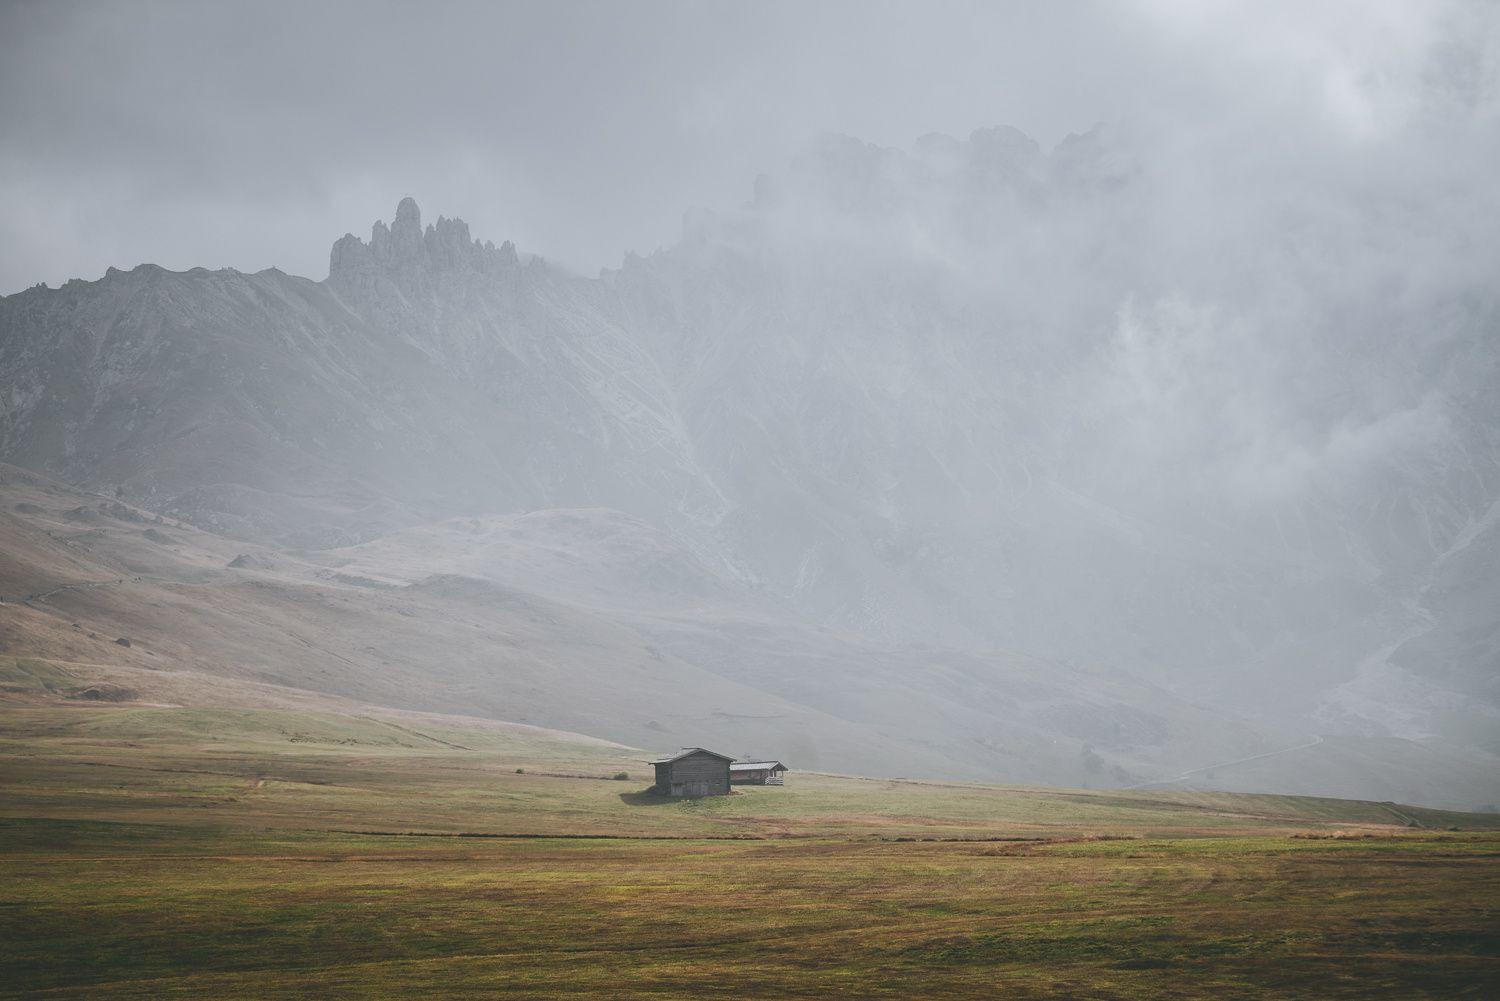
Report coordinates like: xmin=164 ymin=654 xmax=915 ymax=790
xmin=2 ymin=703 xmax=1498 ymax=997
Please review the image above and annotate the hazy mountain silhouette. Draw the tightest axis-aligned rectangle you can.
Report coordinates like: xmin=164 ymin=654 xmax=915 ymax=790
xmin=4 ymin=128 xmax=1496 ymax=806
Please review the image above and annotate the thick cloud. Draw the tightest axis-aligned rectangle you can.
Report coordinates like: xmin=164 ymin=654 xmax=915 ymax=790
xmin=3 ymin=0 xmax=1493 ymax=293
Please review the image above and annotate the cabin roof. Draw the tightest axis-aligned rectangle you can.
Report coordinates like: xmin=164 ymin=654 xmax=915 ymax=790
xmin=730 ymin=760 xmax=787 ymax=771
xmin=647 ymin=747 xmax=736 ymax=765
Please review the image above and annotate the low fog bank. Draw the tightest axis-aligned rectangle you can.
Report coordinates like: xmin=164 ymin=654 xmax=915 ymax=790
xmin=599 ymin=112 xmax=1500 ymax=751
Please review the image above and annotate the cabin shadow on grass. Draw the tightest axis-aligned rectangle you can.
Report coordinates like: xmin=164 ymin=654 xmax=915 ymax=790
xmin=619 ymin=787 xmax=742 ymax=806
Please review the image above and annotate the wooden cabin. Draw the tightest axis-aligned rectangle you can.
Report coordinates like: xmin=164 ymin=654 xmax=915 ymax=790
xmin=649 ymin=747 xmax=733 ymax=797
xmin=729 ymin=760 xmax=788 ymax=786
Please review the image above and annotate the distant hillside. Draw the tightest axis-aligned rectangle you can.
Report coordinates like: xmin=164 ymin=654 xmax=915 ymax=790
xmin=3 ymin=127 xmax=1497 ymax=807
xmin=3 ymin=463 xmax=1497 ymax=808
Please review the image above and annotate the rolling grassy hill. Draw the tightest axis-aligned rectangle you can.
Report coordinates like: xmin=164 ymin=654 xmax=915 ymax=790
xmin=6 ymin=461 xmax=1496 ymax=809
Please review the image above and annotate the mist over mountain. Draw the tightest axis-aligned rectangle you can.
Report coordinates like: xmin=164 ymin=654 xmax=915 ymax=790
xmin=2 ymin=122 xmax=1497 ymax=807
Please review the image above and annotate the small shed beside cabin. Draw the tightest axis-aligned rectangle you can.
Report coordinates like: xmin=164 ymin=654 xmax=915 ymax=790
xmin=729 ymin=760 xmax=788 ymax=786
xmin=649 ymin=747 xmax=733 ymax=797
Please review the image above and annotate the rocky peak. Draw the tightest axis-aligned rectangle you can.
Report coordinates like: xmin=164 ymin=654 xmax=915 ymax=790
xmin=327 ymin=198 xmax=522 ymax=287
xmin=424 ymin=215 xmax=473 ymax=271
xmin=394 ymin=195 xmax=421 ymax=229
xmin=387 ymin=196 xmax=426 ymax=264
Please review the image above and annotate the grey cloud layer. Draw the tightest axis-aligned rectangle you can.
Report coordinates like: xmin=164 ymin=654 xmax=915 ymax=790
xmin=5 ymin=0 xmax=1492 ymax=293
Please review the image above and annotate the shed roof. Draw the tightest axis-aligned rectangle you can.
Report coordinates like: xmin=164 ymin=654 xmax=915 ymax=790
xmin=730 ymin=760 xmax=787 ymax=771
xmin=647 ymin=747 xmax=735 ymax=765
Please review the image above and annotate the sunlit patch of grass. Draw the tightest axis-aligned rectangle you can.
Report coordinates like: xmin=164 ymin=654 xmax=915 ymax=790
xmin=0 ymin=656 xmax=76 ymax=692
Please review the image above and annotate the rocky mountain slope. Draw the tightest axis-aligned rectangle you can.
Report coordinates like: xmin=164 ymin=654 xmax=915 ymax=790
xmin=2 ymin=127 xmax=1496 ymax=806
xmin=0 ymin=462 xmax=1284 ymax=789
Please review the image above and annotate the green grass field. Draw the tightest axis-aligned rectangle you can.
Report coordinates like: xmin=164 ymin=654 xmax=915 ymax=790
xmin=3 ymin=702 xmax=1498 ymax=998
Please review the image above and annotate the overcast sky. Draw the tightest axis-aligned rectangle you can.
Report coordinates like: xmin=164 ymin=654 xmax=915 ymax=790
xmin=1 ymin=0 xmax=1494 ymax=293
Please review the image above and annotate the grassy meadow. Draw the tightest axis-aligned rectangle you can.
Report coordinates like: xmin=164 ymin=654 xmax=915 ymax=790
xmin=2 ymin=699 xmax=1498 ymax=998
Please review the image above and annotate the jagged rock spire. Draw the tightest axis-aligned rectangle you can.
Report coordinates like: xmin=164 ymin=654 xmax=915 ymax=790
xmin=327 ymin=198 xmax=523 ymax=285
xmin=387 ymin=197 xmax=424 ymax=264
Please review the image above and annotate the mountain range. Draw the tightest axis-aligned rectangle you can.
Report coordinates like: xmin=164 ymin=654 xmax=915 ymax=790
xmin=3 ymin=126 xmax=1497 ymax=808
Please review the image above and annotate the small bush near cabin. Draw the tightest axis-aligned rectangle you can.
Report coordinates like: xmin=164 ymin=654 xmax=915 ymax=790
xmin=613 ymin=772 xmax=630 ymax=781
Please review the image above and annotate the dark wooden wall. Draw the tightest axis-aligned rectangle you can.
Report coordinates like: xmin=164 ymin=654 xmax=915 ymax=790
xmin=656 ymin=751 xmax=730 ymax=796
